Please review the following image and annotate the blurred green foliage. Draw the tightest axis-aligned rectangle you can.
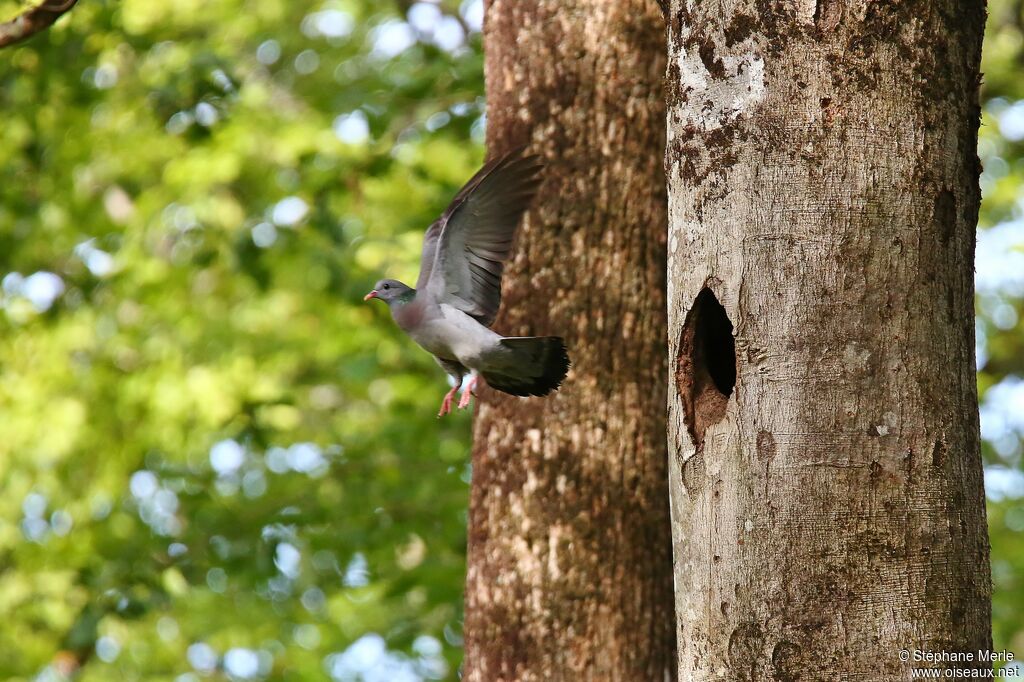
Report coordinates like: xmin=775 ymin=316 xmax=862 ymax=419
xmin=0 ymin=0 xmax=484 ymax=679
xmin=981 ymin=0 xmax=1024 ymax=659
xmin=0 ymin=0 xmax=1022 ymax=680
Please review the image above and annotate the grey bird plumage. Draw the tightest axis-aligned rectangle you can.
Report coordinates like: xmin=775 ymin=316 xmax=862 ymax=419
xmin=364 ymin=149 xmax=570 ymax=416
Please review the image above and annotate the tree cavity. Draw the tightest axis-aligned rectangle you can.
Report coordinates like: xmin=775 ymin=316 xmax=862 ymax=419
xmin=676 ymin=287 xmax=736 ymax=449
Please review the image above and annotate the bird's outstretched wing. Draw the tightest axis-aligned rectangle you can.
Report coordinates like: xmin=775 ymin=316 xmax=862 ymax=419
xmin=415 ymin=149 xmax=543 ymax=327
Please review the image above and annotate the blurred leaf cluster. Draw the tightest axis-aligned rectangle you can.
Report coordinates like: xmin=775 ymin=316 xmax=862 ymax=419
xmin=981 ymin=0 xmax=1024 ymax=657
xmin=0 ymin=0 xmax=484 ymax=680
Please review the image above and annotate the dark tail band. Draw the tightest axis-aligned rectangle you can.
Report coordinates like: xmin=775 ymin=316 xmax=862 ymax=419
xmin=482 ymin=336 xmax=570 ymax=397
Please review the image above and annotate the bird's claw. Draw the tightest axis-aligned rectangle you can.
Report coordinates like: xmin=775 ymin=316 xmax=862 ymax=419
xmin=438 ymin=386 xmax=459 ymax=418
xmin=457 ymin=375 xmax=479 ymax=410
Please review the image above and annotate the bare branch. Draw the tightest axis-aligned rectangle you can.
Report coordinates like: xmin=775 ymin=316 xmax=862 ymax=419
xmin=0 ymin=0 xmax=79 ymax=49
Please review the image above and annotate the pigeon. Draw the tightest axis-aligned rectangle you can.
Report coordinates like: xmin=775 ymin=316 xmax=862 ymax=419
xmin=364 ymin=149 xmax=570 ymax=417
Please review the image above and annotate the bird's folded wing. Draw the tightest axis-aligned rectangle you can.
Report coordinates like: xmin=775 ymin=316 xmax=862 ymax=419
xmin=419 ymin=149 xmax=543 ymax=327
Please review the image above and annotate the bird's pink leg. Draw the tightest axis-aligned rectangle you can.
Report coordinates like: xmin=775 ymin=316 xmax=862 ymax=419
xmin=457 ymin=375 xmax=479 ymax=409
xmin=438 ymin=385 xmax=459 ymax=417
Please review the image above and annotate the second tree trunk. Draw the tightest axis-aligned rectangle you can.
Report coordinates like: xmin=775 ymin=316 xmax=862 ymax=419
xmin=666 ymin=1 xmax=991 ymax=679
xmin=464 ymin=1 xmax=676 ymax=680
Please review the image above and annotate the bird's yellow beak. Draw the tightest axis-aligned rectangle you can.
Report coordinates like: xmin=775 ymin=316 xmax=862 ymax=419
xmin=363 ymin=290 xmax=379 ymax=301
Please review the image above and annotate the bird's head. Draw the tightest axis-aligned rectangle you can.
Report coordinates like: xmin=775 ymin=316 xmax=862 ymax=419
xmin=364 ymin=279 xmax=413 ymax=305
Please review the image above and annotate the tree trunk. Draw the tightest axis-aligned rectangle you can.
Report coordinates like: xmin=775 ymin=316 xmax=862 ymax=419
xmin=665 ymin=1 xmax=991 ymax=679
xmin=463 ymin=1 xmax=676 ymax=680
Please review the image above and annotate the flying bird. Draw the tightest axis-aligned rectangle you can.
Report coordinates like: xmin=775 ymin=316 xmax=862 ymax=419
xmin=364 ymin=149 xmax=570 ymax=416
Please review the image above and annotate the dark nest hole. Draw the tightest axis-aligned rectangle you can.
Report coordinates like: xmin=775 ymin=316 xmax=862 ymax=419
xmin=676 ymin=287 xmax=736 ymax=448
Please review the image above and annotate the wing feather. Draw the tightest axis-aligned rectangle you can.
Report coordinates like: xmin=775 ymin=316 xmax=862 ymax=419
xmin=422 ymin=149 xmax=543 ymax=326
xmin=415 ymin=219 xmax=444 ymax=292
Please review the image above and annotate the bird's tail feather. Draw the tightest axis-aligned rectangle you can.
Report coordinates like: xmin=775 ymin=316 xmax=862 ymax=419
xmin=482 ymin=336 xmax=570 ymax=397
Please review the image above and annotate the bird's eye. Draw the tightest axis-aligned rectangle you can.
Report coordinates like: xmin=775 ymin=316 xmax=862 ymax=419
xmin=382 ymin=283 xmax=390 ymax=290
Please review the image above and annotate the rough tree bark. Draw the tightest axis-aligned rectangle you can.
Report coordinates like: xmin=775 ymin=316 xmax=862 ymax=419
xmin=665 ymin=1 xmax=991 ymax=679
xmin=463 ymin=1 xmax=676 ymax=680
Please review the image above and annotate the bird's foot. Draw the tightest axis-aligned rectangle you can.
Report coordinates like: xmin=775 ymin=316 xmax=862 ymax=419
xmin=438 ymin=385 xmax=459 ymax=417
xmin=457 ymin=375 xmax=478 ymax=410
